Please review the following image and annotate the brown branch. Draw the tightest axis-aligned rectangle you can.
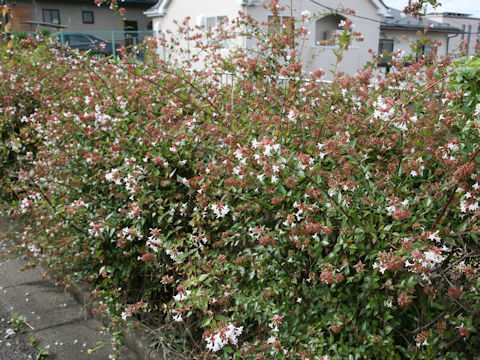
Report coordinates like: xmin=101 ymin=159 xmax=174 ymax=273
xmin=431 ymin=146 xmax=480 ymax=231
xmin=378 ymin=72 xmax=453 ymax=135
xmin=33 ymin=183 xmax=87 ymax=235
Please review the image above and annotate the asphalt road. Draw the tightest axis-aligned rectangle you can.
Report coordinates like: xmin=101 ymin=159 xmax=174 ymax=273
xmin=0 ymin=216 xmax=138 ymax=360
xmin=0 ymin=304 xmax=37 ymax=360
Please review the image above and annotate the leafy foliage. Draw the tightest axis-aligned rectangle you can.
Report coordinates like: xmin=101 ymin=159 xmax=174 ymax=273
xmin=1 ymin=3 xmax=480 ymax=359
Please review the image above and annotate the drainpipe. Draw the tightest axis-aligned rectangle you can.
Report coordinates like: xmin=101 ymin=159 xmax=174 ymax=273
xmin=243 ymin=5 xmax=247 ymax=52
xmin=466 ymin=25 xmax=472 ymax=55
xmin=239 ymin=1 xmax=261 ymax=51
xmin=31 ymin=0 xmax=39 ymax=31
xmin=446 ymin=32 xmax=459 ymax=56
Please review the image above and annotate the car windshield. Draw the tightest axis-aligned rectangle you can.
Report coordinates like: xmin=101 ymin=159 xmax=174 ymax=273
xmin=85 ymin=35 xmax=108 ymax=43
xmin=55 ymin=33 xmax=108 ymax=44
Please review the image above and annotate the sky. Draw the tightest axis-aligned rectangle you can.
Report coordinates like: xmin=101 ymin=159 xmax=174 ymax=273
xmin=382 ymin=0 xmax=480 ymax=17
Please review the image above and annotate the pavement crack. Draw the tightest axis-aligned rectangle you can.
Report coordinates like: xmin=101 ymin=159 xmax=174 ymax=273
xmin=30 ymin=318 xmax=87 ymax=333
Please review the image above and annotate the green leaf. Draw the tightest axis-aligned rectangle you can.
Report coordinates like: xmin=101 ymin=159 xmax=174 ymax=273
xmin=200 ymin=317 xmax=211 ymax=328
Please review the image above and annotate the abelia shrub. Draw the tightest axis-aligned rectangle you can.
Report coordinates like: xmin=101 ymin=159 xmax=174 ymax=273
xmin=1 ymin=3 xmax=479 ymax=359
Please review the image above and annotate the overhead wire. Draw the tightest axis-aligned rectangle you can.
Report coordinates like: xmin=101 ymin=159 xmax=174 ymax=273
xmin=309 ymin=0 xmax=388 ymax=24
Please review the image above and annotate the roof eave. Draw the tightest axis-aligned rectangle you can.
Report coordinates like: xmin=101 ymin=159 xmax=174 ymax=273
xmin=143 ymin=10 xmax=165 ymax=17
xmin=143 ymin=0 xmax=169 ymax=17
xmin=380 ymin=24 xmax=462 ymax=33
xmin=371 ymin=0 xmax=391 ymax=16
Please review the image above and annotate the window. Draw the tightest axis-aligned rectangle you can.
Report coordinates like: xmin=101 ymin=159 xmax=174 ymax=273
xmin=420 ymin=43 xmax=436 ymax=59
xmin=82 ymin=11 xmax=94 ymax=24
xmin=378 ymin=38 xmax=394 ymax=56
xmin=42 ymin=9 xmax=60 ymax=25
xmin=202 ymin=15 xmax=227 ymax=46
xmin=63 ymin=34 xmax=92 ymax=46
xmin=315 ymin=14 xmax=346 ymax=46
xmin=267 ymin=15 xmax=294 ymax=35
xmin=203 ymin=15 xmax=226 ymax=30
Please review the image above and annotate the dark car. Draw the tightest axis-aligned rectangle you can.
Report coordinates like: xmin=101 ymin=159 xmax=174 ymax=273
xmin=56 ymin=33 xmax=122 ymax=56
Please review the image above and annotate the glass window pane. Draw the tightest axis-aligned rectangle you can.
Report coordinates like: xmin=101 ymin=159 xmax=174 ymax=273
xmin=379 ymin=39 xmax=394 ymax=55
xmin=83 ymin=11 xmax=94 ymax=24
xmin=206 ymin=16 xmax=216 ymax=28
xmin=43 ymin=9 xmax=60 ymax=25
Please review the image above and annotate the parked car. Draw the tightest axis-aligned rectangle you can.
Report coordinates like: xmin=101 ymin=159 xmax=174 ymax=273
xmin=56 ymin=33 xmax=122 ymax=56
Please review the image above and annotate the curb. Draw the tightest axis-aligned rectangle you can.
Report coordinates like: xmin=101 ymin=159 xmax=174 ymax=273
xmin=66 ymin=281 xmax=167 ymax=360
xmin=1 ymin=216 xmax=175 ymax=360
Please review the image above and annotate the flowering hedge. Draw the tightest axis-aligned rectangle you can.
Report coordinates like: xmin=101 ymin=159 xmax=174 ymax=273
xmin=1 ymin=3 xmax=480 ymax=359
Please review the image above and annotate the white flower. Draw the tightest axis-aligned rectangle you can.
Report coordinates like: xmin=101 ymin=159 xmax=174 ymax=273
xmin=424 ymin=250 xmax=445 ymax=268
xmin=447 ymin=143 xmax=459 ymax=151
xmin=211 ymin=203 xmax=230 ymax=218
xmin=263 ymin=144 xmax=273 ymax=156
xmin=373 ymin=262 xmax=387 ymax=274
xmin=428 ymin=231 xmax=441 ymax=243
xmin=468 ymin=202 xmax=479 ymax=211
xmin=173 ymin=290 xmax=191 ymax=302
xmin=386 ymin=205 xmax=396 ymax=213
xmin=474 ymin=103 xmax=480 ymax=116
xmin=205 ymin=323 xmax=243 ymax=352
xmin=172 ymin=312 xmax=183 ymax=322
xmin=5 ymin=328 xmax=15 ymax=338
xmin=301 ymin=10 xmax=311 ymax=17
xmin=394 ymin=122 xmax=408 ymax=132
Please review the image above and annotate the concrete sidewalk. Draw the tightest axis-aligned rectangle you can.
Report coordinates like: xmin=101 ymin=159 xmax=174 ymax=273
xmin=0 ymin=217 xmax=138 ymax=360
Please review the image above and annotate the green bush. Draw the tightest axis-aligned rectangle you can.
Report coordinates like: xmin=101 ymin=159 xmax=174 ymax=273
xmin=1 ymin=3 xmax=479 ymax=359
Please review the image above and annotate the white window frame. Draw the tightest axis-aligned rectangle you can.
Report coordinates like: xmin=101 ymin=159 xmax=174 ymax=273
xmin=314 ymin=14 xmax=347 ymax=47
xmin=201 ymin=15 xmax=227 ymax=47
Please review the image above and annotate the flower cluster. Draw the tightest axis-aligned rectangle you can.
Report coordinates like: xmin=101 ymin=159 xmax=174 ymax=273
xmin=1 ymin=5 xmax=480 ymax=359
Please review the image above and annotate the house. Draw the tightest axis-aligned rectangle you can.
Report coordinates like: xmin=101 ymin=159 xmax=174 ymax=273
xmin=379 ymin=8 xmax=462 ymax=60
xmin=144 ymin=0 xmax=391 ymax=77
xmin=425 ymin=12 xmax=480 ymax=55
xmin=9 ymin=0 xmax=156 ymax=33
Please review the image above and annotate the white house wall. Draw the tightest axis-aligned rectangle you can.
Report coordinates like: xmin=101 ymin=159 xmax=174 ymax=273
xmin=152 ymin=0 xmax=245 ymax=66
xmin=153 ymin=0 xmax=384 ymax=77
xmin=381 ymin=29 xmax=449 ymax=57
xmin=152 ymin=0 xmax=243 ymax=38
xmin=13 ymin=0 xmax=152 ymax=32
xmin=246 ymin=0 xmax=382 ymax=77
xmin=426 ymin=15 xmax=479 ymax=55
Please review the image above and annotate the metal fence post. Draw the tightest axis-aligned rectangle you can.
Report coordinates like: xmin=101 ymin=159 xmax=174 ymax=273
xmin=112 ymin=30 xmax=116 ymax=57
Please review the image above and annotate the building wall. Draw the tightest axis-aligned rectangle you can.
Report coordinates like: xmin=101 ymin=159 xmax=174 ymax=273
xmin=11 ymin=0 xmax=152 ymax=33
xmin=152 ymin=0 xmax=385 ymax=78
xmin=426 ymin=14 xmax=479 ymax=55
xmin=380 ymin=29 xmax=449 ymax=57
xmin=247 ymin=0 xmax=383 ymax=77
